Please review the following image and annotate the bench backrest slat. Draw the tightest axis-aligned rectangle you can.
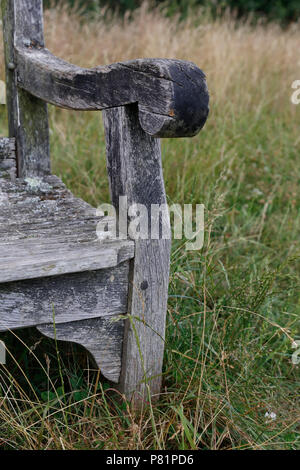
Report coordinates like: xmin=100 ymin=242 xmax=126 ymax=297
xmin=2 ymin=0 xmax=50 ymax=178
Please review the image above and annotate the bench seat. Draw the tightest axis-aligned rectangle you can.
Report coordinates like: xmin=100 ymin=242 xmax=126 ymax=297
xmin=0 ymin=171 xmax=133 ymax=383
xmin=0 ymin=174 xmax=134 ymax=283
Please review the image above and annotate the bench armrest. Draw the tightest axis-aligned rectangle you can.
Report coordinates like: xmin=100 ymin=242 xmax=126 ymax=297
xmin=16 ymin=45 xmax=209 ymax=138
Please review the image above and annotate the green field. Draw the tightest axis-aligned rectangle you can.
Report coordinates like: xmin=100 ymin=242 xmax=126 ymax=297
xmin=0 ymin=2 xmax=299 ymax=450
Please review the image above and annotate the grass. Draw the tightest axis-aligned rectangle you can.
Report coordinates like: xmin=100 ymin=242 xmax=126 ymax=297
xmin=0 ymin=1 xmax=299 ymax=450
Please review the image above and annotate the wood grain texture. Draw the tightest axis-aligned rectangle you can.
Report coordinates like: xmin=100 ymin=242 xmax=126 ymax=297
xmin=1 ymin=0 xmax=50 ymax=177
xmin=38 ymin=316 xmax=125 ymax=383
xmin=0 ymin=137 xmax=16 ymax=180
xmin=103 ymin=104 xmax=171 ymax=403
xmin=0 ymin=174 xmax=134 ymax=283
xmin=0 ymin=138 xmax=15 ymax=159
xmin=0 ymin=262 xmax=129 ymax=330
xmin=16 ymin=46 xmax=209 ymax=138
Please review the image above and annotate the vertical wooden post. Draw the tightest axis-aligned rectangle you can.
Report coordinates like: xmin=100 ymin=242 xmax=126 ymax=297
xmin=103 ymin=104 xmax=171 ymax=404
xmin=1 ymin=0 xmax=50 ymax=177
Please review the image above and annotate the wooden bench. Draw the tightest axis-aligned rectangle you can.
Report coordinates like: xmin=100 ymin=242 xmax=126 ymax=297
xmin=0 ymin=0 xmax=209 ymax=404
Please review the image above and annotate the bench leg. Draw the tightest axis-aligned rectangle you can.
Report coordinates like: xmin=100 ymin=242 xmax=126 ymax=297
xmin=103 ymin=105 xmax=171 ymax=405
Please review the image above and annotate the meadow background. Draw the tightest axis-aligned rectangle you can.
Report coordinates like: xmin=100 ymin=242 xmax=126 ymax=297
xmin=0 ymin=0 xmax=299 ymax=450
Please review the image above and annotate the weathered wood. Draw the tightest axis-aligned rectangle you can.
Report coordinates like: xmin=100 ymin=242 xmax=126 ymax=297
xmin=0 ymin=159 xmax=16 ymax=181
xmin=0 ymin=262 xmax=129 ymax=331
xmin=0 ymin=158 xmax=15 ymax=169
xmin=0 ymin=137 xmax=16 ymax=180
xmin=0 ymin=138 xmax=15 ymax=159
xmin=0 ymin=237 xmax=134 ymax=283
xmin=0 ymin=0 xmax=210 ymax=401
xmin=0 ymin=168 xmax=131 ymax=383
xmin=2 ymin=0 xmax=50 ymax=177
xmin=103 ymin=104 xmax=171 ymax=403
xmin=0 ymin=174 xmax=134 ymax=283
xmin=16 ymin=46 xmax=209 ymax=138
xmin=38 ymin=316 xmax=125 ymax=383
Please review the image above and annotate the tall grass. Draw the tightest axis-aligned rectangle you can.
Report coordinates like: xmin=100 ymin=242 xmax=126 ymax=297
xmin=0 ymin=2 xmax=299 ymax=450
